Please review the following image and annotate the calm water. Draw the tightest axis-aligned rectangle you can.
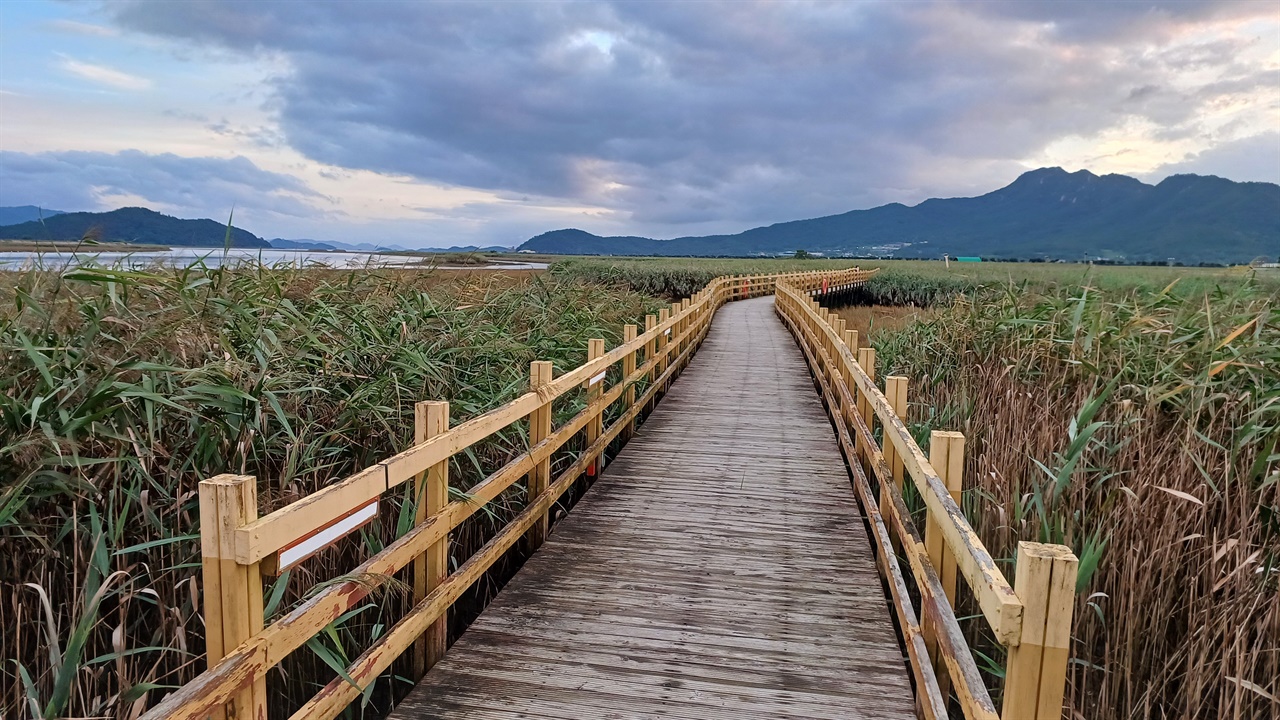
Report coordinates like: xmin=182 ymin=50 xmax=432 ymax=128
xmin=0 ymin=248 xmax=547 ymax=271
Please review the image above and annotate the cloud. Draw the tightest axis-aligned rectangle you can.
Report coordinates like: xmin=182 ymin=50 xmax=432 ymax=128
xmin=58 ymin=56 xmax=152 ymax=91
xmin=86 ymin=1 xmax=1280 ymax=237
xmin=46 ymin=19 xmax=119 ymax=37
xmin=0 ymin=150 xmax=322 ymax=220
xmin=1147 ymin=131 xmax=1280 ymax=184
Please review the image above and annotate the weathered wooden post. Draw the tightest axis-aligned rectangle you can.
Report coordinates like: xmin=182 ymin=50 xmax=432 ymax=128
xmin=884 ymin=376 xmax=909 ymax=496
xmin=199 ymin=474 xmax=266 ymax=720
xmin=413 ymin=400 xmax=450 ymax=677
xmin=675 ymin=301 xmax=686 ymax=371
xmin=924 ymin=430 xmax=964 ymax=698
xmin=1003 ymin=543 xmax=1079 ymax=720
xmin=843 ymin=329 xmax=859 ymax=382
xmin=679 ymin=299 xmax=691 ymax=369
xmin=526 ymin=361 xmax=553 ymax=547
xmin=586 ymin=339 xmax=605 ymax=478
xmin=857 ymin=347 xmax=876 ymax=430
xmin=623 ymin=324 xmax=638 ymax=439
xmin=832 ymin=316 xmax=846 ymax=365
xmin=657 ymin=307 xmax=670 ymax=379
xmin=644 ymin=314 xmax=657 ymax=384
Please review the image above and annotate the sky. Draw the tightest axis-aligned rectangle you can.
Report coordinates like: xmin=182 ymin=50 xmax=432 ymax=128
xmin=0 ymin=1 xmax=1277 ymax=248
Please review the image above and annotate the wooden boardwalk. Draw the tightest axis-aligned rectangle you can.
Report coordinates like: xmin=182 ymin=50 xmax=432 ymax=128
xmin=391 ymin=297 xmax=915 ymax=719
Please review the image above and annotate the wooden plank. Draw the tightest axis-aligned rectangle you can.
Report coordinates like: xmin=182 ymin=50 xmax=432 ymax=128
xmin=392 ymin=297 xmax=914 ymax=720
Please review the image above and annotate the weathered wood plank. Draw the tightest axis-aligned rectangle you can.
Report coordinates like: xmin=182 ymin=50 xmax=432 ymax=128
xmin=392 ymin=297 xmax=914 ymax=719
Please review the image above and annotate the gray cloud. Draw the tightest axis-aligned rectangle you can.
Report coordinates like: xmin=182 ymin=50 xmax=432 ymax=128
xmin=1147 ymin=131 xmax=1280 ymax=184
xmin=105 ymin=1 xmax=1279 ymax=236
xmin=0 ymin=149 xmax=321 ymax=219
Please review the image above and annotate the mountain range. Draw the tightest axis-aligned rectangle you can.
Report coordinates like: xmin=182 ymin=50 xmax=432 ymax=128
xmin=0 ymin=206 xmax=67 ymax=226
xmin=518 ymin=168 xmax=1280 ymax=263
xmin=0 ymin=207 xmax=269 ymax=248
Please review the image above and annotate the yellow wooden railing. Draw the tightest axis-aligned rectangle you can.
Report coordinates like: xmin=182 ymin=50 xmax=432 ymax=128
xmin=775 ymin=281 xmax=1078 ymax=720
xmin=140 ymin=266 xmax=876 ymax=720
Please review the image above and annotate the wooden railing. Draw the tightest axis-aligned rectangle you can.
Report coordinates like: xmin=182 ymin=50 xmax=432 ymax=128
xmin=774 ymin=282 xmax=1079 ymax=720
xmin=141 ymin=266 xmax=876 ymax=720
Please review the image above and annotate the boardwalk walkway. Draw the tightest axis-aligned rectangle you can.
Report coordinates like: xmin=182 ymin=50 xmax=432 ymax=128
xmin=391 ymin=297 xmax=915 ymax=719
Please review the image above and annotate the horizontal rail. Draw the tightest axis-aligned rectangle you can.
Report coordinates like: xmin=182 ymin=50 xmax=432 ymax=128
xmin=774 ymin=282 xmax=1078 ymax=720
xmin=143 ymin=266 xmax=877 ymax=720
xmin=776 ymin=283 xmax=1024 ymax=642
xmin=776 ymin=298 xmax=995 ymax=720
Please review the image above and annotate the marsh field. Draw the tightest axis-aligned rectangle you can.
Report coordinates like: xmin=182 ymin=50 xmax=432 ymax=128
xmin=2 ymin=256 xmax=1276 ymax=719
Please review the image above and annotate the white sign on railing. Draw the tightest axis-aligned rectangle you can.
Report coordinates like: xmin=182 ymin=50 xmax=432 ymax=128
xmin=276 ymin=498 xmax=379 ymax=571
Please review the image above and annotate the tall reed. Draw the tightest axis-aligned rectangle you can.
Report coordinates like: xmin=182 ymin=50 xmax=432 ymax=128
xmin=0 ymin=263 xmax=661 ymax=719
xmin=873 ymin=276 xmax=1279 ymax=719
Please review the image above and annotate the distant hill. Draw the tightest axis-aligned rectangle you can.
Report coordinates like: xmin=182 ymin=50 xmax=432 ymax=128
xmin=268 ymin=238 xmax=410 ymax=252
xmin=268 ymin=238 xmax=514 ymax=253
xmin=269 ymin=238 xmax=339 ymax=251
xmin=0 ymin=206 xmax=67 ymax=225
xmin=519 ymin=169 xmax=1280 ymax=264
xmin=0 ymin=207 xmax=269 ymax=248
xmin=435 ymin=245 xmax=514 ymax=253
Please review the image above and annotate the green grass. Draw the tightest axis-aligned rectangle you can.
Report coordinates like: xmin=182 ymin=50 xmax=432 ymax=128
xmin=550 ymin=256 xmax=1276 ymax=301
xmin=0 ymin=263 xmax=663 ymax=719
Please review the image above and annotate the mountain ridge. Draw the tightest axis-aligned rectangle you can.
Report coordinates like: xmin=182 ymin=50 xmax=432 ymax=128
xmin=518 ymin=168 xmax=1280 ymax=263
xmin=0 ymin=206 xmax=68 ymax=226
xmin=0 ymin=207 xmax=269 ymax=248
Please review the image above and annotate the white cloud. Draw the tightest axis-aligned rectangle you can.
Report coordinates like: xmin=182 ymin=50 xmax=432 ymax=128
xmin=45 ymin=19 xmax=119 ymax=37
xmin=58 ymin=56 xmax=152 ymax=91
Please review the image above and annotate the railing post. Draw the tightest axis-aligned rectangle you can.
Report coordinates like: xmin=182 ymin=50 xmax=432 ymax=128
xmin=884 ymin=376 xmax=909 ymax=495
xmin=526 ymin=361 xmax=553 ymax=547
xmin=676 ymin=301 xmax=689 ymax=370
xmin=878 ymin=376 xmax=907 ymax=527
xmin=857 ymin=347 xmax=876 ymax=431
xmin=586 ymin=338 xmax=605 ymax=478
xmin=623 ymin=324 xmax=638 ymax=439
xmin=833 ymin=316 xmax=846 ymax=362
xmin=657 ymin=307 xmax=670 ymax=379
xmin=644 ymin=314 xmax=657 ymax=386
xmin=673 ymin=301 xmax=684 ymax=370
xmin=1003 ymin=543 xmax=1079 ymax=720
xmin=924 ymin=430 xmax=964 ymax=700
xmin=843 ymin=330 xmax=858 ymax=380
xmin=199 ymin=473 xmax=265 ymax=720
xmin=413 ymin=400 xmax=450 ymax=678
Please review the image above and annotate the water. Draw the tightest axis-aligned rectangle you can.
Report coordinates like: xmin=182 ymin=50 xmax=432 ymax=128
xmin=0 ymin=247 xmax=548 ymax=271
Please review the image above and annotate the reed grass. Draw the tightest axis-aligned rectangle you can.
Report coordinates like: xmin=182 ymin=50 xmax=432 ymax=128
xmin=552 ymin=256 xmax=1277 ymax=301
xmin=550 ymin=257 xmax=864 ymax=298
xmin=0 ymin=262 xmax=662 ymax=719
xmin=870 ymin=274 xmax=1279 ymax=719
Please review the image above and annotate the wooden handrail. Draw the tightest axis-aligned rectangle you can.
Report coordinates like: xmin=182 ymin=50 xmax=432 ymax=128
xmin=145 ymin=266 xmax=877 ymax=720
xmin=773 ymin=281 xmax=1079 ymax=720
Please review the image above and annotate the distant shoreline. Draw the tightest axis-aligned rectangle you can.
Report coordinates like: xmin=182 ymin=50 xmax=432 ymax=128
xmin=0 ymin=239 xmax=173 ymax=252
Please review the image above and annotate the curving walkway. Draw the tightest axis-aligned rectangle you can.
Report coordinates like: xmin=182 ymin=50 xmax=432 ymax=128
xmin=390 ymin=296 xmax=915 ymax=719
